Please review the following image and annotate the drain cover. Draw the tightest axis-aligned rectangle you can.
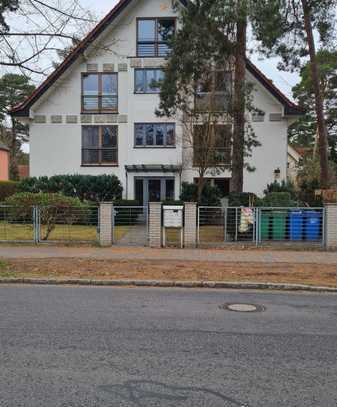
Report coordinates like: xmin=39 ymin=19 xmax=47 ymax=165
xmin=223 ymin=303 xmax=265 ymax=313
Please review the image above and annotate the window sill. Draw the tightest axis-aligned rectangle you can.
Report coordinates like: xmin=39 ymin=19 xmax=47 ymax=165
xmin=134 ymin=92 xmax=161 ymax=95
xmin=81 ymin=111 xmax=119 ymax=115
xmin=128 ymin=55 xmax=167 ymax=59
xmin=134 ymin=146 xmax=176 ymax=149
xmin=81 ymin=164 xmax=119 ymax=167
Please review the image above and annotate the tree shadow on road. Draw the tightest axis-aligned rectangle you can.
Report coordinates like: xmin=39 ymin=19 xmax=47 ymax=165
xmin=97 ymin=380 xmax=249 ymax=406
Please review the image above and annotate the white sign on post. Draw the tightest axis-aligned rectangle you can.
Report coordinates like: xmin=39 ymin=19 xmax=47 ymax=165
xmin=163 ymin=205 xmax=184 ymax=228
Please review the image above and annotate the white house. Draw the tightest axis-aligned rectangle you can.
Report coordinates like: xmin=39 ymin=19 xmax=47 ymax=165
xmin=11 ymin=0 xmax=303 ymax=204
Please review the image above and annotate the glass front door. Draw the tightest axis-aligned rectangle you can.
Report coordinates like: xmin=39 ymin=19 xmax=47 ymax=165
xmin=135 ymin=178 xmax=175 ymax=205
xmin=148 ymin=179 xmax=161 ymax=202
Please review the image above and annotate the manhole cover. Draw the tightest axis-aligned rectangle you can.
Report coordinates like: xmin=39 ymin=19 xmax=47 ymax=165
xmin=222 ymin=303 xmax=265 ymax=313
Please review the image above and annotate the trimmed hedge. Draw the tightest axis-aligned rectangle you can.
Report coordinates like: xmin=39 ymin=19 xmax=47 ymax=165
xmin=0 ymin=181 xmax=19 ymax=202
xmin=18 ymin=174 xmax=123 ymax=203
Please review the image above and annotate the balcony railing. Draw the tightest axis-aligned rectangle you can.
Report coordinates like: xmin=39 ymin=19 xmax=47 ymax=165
xmin=82 ymin=148 xmax=118 ymax=165
xmin=82 ymin=95 xmax=118 ymax=113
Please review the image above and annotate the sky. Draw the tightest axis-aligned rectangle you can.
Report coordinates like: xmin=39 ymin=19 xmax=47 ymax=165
xmin=79 ymin=0 xmax=300 ymax=99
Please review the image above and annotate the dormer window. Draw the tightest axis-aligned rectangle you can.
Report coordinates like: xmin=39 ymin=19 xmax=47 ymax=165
xmin=137 ymin=18 xmax=175 ymax=57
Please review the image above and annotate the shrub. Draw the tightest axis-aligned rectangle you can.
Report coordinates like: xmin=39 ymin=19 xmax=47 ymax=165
xmin=264 ymin=180 xmax=297 ymax=199
xmin=0 ymin=181 xmax=18 ymax=202
xmin=180 ymin=182 xmax=221 ymax=206
xmin=228 ymin=192 xmax=258 ymax=207
xmin=19 ymin=174 xmax=123 ymax=203
xmin=258 ymin=192 xmax=297 ymax=207
xmin=5 ymin=192 xmax=90 ymax=240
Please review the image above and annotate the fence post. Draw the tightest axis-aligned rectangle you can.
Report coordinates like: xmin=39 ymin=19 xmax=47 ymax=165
xmin=324 ymin=204 xmax=337 ymax=250
xmin=148 ymin=202 xmax=162 ymax=248
xmin=184 ymin=202 xmax=197 ymax=248
xmin=99 ymin=202 xmax=113 ymax=247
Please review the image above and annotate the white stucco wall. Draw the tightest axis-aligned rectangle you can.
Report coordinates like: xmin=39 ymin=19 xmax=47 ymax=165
xmin=28 ymin=0 xmax=291 ymax=199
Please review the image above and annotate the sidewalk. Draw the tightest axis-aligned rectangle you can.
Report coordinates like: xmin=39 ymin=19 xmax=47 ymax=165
xmin=0 ymin=245 xmax=336 ymax=264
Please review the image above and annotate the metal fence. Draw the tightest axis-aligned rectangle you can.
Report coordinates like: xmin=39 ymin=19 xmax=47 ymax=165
xmin=112 ymin=206 xmax=148 ymax=246
xmin=198 ymin=206 xmax=325 ymax=247
xmin=0 ymin=205 xmax=36 ymax=243
xmin=0 ymin=205 xmax=99 ymax=244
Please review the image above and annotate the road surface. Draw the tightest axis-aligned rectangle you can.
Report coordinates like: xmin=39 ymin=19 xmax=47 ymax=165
xmin=0 ymin=286 xmax=336 ymax=406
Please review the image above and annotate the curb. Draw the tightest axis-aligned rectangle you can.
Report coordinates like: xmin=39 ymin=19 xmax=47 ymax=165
xmin=0 ymin=278 xmax=337 ymax=293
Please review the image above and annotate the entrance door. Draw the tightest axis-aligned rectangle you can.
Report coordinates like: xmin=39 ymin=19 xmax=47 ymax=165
xmin=135 ymin=178 xmax=175 ymax=205
xmin=148 ymin=179 xmax=161 ymax=202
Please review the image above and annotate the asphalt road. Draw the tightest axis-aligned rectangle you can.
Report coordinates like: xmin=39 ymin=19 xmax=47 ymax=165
xmin=0 ymin=286 xmax=336 ymax=407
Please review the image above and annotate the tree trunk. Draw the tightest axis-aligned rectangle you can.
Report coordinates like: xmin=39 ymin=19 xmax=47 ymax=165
xmin=302 ymin=0 xmax=330 ymax=189
xmin=9 ymin=116 xmax=19 ymax=180
xmin=230 ymin=4 xmax=247 ymax=193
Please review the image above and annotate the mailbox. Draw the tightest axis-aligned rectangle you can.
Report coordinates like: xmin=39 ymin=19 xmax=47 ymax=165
xmin=163 ymin=205 xmax=184 ymax=228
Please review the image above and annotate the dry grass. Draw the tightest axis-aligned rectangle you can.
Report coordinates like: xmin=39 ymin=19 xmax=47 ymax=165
xmin=3 ymin=258 xmax=337 ymax=288
xmin=0 ymin=223 xmax=131 ymax=242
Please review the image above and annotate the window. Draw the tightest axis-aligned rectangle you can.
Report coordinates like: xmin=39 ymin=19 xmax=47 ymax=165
xmin=195 ymin=70 xmax=232 ymax=112
xmin=137 ymin=18 xmax=175 ymax=57
xmin=135 ymin=123 xmax=175 ymax=147
xmin=135 ymin=69 xmax=165 ymax=93
xmin=193 ymin=124 xmax=232 ymax=166
xmin=82 ymin=73 xmax=118 ymax=112
xmin=82 ymin=126 xmax=118 ymax=165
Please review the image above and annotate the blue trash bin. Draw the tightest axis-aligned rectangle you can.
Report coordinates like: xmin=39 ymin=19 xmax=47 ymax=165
xmin=305 ymin=211 xmax=322 ymax=241
xmin=290 ymin=210 xmax=304 ymax=240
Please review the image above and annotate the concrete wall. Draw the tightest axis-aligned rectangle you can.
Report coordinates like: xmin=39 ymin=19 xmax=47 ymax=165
xmin=28 ymin=0 xmax=290 ymax=198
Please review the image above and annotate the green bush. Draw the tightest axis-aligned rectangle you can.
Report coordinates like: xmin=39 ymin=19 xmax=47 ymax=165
xmin=19 ymin=174 xmax=123 ymax=203
xmin=228 ymin=192 xmax=258 ymax=207
xmin=180 ymin=182 xmax=221 ymax=206
xmin=5 ymin=192 xmax=90 ymax=240
xmin=258 ymin=192 xmax=297 ymax=207
xmin=264 ymin=180 xmax=298 ymax=200
xmin=0 ymin=181 xmax=19 ymax=202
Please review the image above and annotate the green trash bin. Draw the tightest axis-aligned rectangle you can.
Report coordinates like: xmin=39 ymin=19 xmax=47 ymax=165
xmin=260 ymin=211 xmax=272 ymax=240
xmin=272 ymin=211 xmax=287 ymax=240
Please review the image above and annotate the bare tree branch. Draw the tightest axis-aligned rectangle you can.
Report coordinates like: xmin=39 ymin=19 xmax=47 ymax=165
xmin=0 ymin=0 xmax=97 ymax=76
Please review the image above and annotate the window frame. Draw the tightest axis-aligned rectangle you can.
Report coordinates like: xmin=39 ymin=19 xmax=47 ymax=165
xmin=81 ymin=72 xmax=118 ymax=114
xmin=136 ymin=17 xmax=176 ymax=58
xmin=134 ymin=123 xmax=176 ymax=148
xmin=134 ymin=68 xmax=165 ymax=94
xmin=193 ymin=124 xmax=232 ymax=167
xmin=81 ymin=125 xmax=118 ymax=167
xmin=194 ymin=70 xmax=232 ymax=113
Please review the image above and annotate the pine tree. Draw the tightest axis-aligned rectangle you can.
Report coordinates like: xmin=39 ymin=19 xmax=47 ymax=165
xmin=251 ymin=0 xmax=337 ymax=188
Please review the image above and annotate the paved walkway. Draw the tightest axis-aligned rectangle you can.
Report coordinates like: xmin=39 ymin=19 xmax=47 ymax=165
xmin=0 ymin=245 xmax=336 ymax=264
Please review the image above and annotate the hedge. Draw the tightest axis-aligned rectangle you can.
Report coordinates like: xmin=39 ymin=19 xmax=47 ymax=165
xmin=0 ymin=181 xmax=19 ymax=202
xmin=180 ymin=182 xmax=221 ymax=206
xmin=18 ymin=174 xmax=123 ymax=203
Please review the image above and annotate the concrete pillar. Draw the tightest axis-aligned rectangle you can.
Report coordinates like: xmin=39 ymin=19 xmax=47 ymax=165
xmin=99 ymin=202 xmax=113 ymax=247
xmin=325 ymin=204 xmax=337 ymax=250
xmin=184 ymin=202 xmax=197 ymax=248
xmin=148 ymin=202 xmax=162 ymax=248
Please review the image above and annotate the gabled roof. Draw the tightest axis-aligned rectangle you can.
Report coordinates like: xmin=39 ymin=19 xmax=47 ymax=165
xmin=10 ymin=0 xmax=302 ymax=117
xmin=246 ymin=61 xmax=303 ymax=116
